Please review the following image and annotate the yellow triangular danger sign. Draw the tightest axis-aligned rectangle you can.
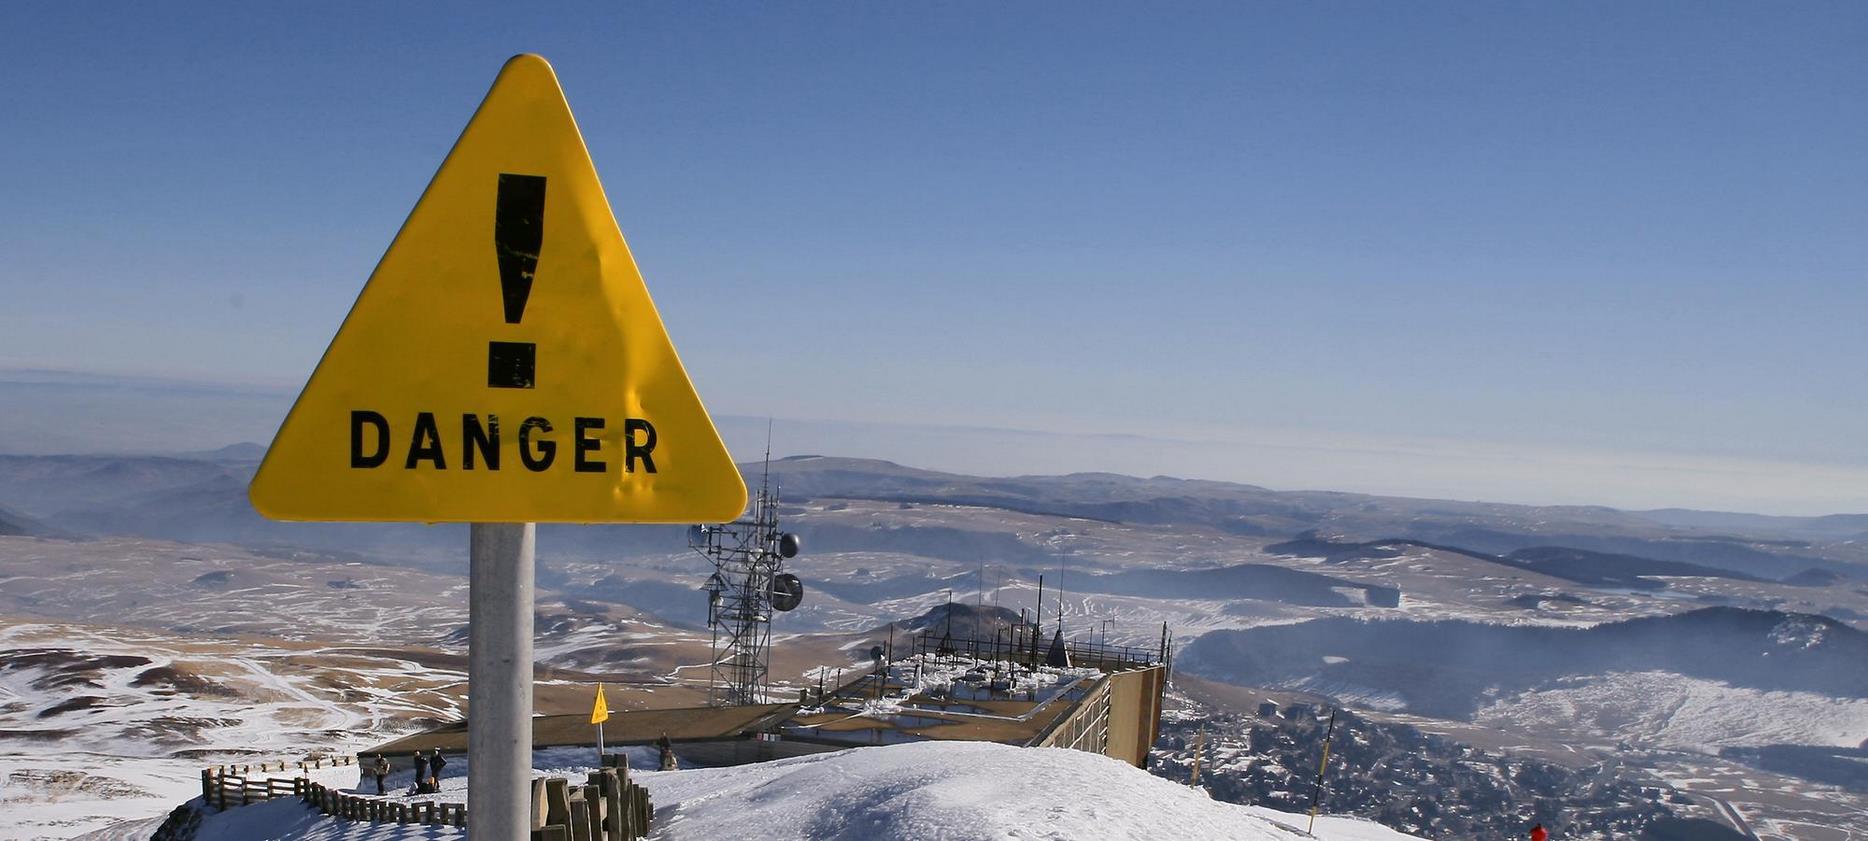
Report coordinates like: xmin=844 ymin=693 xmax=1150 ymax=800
xmin=250 ymin=54 xmax=747 ymax=524
xmin=591 ymin=683 xmax=609 ymax=725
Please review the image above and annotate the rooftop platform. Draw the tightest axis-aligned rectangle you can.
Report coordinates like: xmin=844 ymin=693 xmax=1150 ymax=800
xmin=365 ymin=624 xmax=1169 ymax=769
xmin=785 ymin=653 xmax=1104 ymax=749
xmin=367 ymin=703 xmax=796 ymax=755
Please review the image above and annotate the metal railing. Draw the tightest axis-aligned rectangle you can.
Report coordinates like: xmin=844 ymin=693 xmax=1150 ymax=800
xmin=910 ymin=623 xmax=1161 ymax=672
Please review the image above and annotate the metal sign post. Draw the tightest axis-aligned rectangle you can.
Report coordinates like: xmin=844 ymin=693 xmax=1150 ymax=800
xmin=247 ymin=54 xmax=747 ymax=837
xmin=469 ymin=523 xmax=535 ymax=839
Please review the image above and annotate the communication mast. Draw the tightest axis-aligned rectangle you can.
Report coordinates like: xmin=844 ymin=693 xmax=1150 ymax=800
xmin=689 ymin=455 xmax=803 ymax=707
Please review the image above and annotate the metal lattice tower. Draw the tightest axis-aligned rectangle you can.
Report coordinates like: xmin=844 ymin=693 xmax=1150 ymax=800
xmin=690 ymin=471 xmax=799 ymax=707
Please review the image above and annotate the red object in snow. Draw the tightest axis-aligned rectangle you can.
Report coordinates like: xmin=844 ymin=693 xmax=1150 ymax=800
xmin=1530 ymin=825 xmax=1549 ymax=841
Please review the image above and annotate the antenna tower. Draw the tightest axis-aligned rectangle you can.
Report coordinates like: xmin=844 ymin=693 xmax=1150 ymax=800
xmin=689 ymin=427 xmax=803 ymax=706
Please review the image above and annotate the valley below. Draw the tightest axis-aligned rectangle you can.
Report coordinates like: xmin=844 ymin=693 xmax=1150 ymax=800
xmin=2 ymin=452 xmax=1866 ymax=839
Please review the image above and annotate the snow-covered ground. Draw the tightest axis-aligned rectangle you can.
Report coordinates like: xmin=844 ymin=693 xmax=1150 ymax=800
xmin=1474 ymin=671 xmax=1868 ymax=754
xmin=0 ymin=622 xmax=449 ymax=840
xmin=641 ymin=742 xmax=1419 ymax=841
xmin=155 ymin=741 xmax=1418 ymax=841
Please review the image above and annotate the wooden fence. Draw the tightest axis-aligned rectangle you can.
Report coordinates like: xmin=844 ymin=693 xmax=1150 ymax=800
xmin=529 ymin=764 xmax=652 ymax=841
xmin=155 ymin=756 xmax=364 ymax=840
xmin=210 ymin=774 xmax=297 ymax=810
xmin=300 ymin=779 xmax=468 ymax=827
xmin=189 ymin=753 xmax=651 ymax=840
xmin=199 ymin=754 xmax=356 ymax=809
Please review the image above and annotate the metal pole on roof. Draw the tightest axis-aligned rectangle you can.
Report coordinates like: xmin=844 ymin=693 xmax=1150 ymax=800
xmin=945 ymin=588 xmax=954 ymax=637
xmin=1056 ymin=554 xmax=1066 ymax=638
xmin=1034 ymin=575 xmax=1044 ymax=654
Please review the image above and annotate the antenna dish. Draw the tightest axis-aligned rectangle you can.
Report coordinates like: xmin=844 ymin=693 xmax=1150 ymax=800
xmin=779 ymin=533 xmax=802 ymax=559
xmin=771 ymin=573 xmax=805 ymax=612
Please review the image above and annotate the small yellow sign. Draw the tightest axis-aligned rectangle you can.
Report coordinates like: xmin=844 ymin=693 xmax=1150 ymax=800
xmin=591 ymin=683 xmax=610 ymax=725
xmin=250 ymin=54 xmax=747 ymax=524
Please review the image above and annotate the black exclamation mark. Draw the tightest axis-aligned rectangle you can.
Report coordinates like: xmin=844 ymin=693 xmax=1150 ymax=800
xmin=489 ymin=173 xmax=546 ymax=389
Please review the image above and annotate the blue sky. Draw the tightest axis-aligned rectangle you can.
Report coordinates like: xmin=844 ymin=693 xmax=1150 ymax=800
xmin=2 ymin=3 xmax=1864 ymax=512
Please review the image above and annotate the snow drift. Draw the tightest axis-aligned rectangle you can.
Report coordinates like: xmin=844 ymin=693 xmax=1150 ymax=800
xmin=144 ymin=741 xmax=1418 ymax=840
xmin=640 ymin=741 xmax=1419 ymax=840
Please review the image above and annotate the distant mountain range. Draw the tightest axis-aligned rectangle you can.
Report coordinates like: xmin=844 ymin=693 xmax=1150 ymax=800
xmin=1179 ymin=607 xmax=1868 ymax=719
xmin=761 ymin=457 xmax=1865 ymax=582
xmin=0 ymin=504 xmax=46 ymax=537
xmin=0 ymin=452 xmax=1861 ymax=586
xmin=1262 ymin=534 xmax=1789 ymax=590
xmin=1057 ymin=562 xmax=1401 ymax=608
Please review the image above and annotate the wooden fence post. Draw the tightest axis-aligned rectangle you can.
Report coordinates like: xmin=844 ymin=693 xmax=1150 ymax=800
xmin=569 ymin=798 xmax=592 ymax=841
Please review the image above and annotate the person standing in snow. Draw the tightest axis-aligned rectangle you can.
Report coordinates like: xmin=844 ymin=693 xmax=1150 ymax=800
xmin=1530 ymin=823 xmax=1548 ymax=841
xmin=411 ymin=751 xmax=429 ymax=794
xmin=371 ymin=754 xmax=389 ymax=795
xmin=657 ymin=733 xmax=677 ymax=771
xmin=428 ymin=749 xmax=447 ymax=790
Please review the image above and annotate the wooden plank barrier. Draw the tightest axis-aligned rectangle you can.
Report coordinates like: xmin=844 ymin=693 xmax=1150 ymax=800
xmin=294 ymin=779 xmax=476 ymax=830
xmin=199 ymin=754 xmax=646 ymax=837
xmin=526 ymin=767 xmax=653 ymax=841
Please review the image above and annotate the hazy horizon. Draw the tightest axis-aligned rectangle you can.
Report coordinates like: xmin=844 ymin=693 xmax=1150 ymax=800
xmin=4 ymin=367 xmax=1864 ymax=519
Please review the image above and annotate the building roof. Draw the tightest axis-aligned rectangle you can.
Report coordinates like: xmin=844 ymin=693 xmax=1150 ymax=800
xmin=365 ymin=703 xmax=797 ymax=755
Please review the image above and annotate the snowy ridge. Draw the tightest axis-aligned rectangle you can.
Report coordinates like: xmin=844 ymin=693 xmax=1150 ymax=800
xmin=639 ymin=741 xmax=1418 ymax=841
